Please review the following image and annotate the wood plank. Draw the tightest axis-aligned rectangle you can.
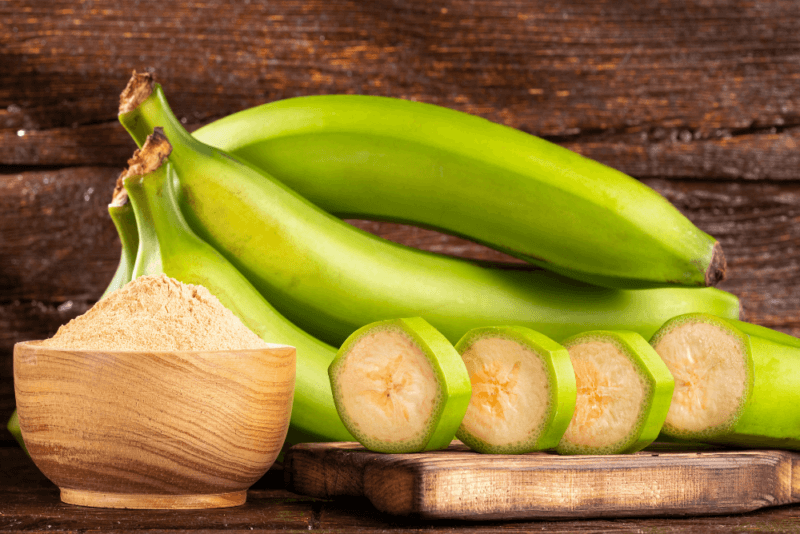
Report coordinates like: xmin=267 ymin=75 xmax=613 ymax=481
xmin=0 ymin=167 xmax=121 ymax=302
xmin=315 ymin=501 xmax=800 ymax=533
xmin=1 ymin=0 xmax=799 ymax=138
xmin=285 ymin=441 xmax=800 ymax=520
xmin=4 ymin=446 xmax=800 ymax=533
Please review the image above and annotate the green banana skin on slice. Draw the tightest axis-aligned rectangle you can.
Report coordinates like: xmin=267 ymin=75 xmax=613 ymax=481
xmin=329 ymin=317 xmax=471 ymax=453
xmin=101 ymin=180 xmax=140 ymax=299
xmin=191 ymin=94 xmax=725 ymax=289
xmin=556 ymin=330 xmax=675 ymax=455
xmin=118 ymin=75 xmax=741 ymax=349
xmin=122 ymin=131 xmax=354 ymax=445
xmin=454 ymin=326 xmax=577 ymax=454
xmin=650 ymin=313 xmax=800 ymax=450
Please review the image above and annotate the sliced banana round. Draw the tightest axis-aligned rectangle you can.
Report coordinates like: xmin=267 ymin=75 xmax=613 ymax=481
xmin=328 ymin=317 xmax=471 ymax=453
xmin=454 ymin=326 xmax=576 ymax=454
xmin=556 ymin=331 xmax=674 ymax=455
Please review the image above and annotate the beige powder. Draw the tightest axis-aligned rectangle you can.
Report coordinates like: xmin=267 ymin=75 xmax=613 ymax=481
xmin=41 ymin=274 xmax=269 ymax=351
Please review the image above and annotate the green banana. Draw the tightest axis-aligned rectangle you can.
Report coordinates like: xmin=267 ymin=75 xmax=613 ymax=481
xmin=190 ymin=92 xmax=725 ymax=289
xmin=101 ymin=178 xmax=139 ymax=298
xmin=122 ymin=130 xmax=353 ymax=445
xmin=118 ymin=73 xmax=740 ymax=348
xmin=650 ymin=313 xmax=800 ymax=450
xmin=6 ymin=409 xmax=28 ymax=456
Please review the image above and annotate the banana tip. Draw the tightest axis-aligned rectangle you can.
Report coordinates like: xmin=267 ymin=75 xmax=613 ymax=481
xmin=119 ymin=70 xmax=155 ymax=114
xmin=705 ymin=242 xmax=727 ymax=286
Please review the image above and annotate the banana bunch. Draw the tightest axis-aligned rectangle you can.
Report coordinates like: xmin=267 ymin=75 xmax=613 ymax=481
xmin=1 ymin=73 xmax=749 ymax=453
xmin=117 ymin=72 xmax=738 ymax=353
xmin=8 ymin=71 xmax=739 ymax=450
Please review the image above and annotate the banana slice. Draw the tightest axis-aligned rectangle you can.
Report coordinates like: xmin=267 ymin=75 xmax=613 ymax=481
xmin=650 ymin=313 xmax=800 ymax=449
xmin=454 ymin=327 xmax=575 ymax=454
xmin=328 ymin=317 xmax=471 ymax=453
xmin=556 ymin=331 xmax=674 ymax=455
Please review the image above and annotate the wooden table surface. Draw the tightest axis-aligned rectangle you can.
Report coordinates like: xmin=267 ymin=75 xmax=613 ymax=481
xmin=2 ymin=0 xmax=800 ymax=530
xmin=5 ymin=446 xmax=800 ymax=533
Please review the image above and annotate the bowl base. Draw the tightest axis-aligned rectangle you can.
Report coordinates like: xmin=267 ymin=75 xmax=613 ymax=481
xmin=60 ymin=488 xmax=247 ymax=509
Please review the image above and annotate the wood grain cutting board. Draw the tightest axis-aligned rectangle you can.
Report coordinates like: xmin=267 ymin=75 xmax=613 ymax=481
xmin=284 ymin=441 xmax=800 ymax=520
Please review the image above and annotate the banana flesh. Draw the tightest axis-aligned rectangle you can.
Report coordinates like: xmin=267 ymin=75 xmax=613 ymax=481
xmin=455 ymin=326 xmax=576 ymax=454
xmin=653 ymin=321 xmax=747 ymax=434
xmin=118 ymin=73 xmax=740 ymax=349
xmin=333 ymin=329 xmax=439 ymax=447
xmin=192 ymin=94 xmax=726 ymax=289
xmin=563 ymin=342 xmax=646 ymax=450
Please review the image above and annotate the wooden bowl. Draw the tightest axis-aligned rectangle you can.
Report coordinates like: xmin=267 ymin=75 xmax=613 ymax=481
xmin=13 ymin=341 xmax=295 ymax=509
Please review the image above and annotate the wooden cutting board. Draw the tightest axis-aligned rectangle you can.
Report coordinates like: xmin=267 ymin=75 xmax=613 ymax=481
xmin=284 ymin=441 xmax=800 ymax=520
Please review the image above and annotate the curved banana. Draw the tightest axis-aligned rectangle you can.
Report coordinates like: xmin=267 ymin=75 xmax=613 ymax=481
xmin=118 ymin=73 xmax=740 ymax=349
xmin=122 ymin=130 xmax=354 ymax=445
xmin=190 ymin=94 xmax=725 ymax=289
xmin=101 ymin=179 xmax=139 ymax=298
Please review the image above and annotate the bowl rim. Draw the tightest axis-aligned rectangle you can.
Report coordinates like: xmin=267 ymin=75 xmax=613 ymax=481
xmin=14 ymin=339 xmax=296 ymax=355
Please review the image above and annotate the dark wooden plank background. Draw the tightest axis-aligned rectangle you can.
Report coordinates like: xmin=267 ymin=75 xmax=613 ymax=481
xmin=2 ymin=0 xmax=799 ymax=454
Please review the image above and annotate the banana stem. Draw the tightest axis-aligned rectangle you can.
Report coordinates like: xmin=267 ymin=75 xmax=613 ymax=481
xmin=117 ymin=73 xmax=741 ymax=348
xmin=101 ymin=179 xmax=140 ymax=298
xmin=119 ymin=72 xmax=205 ymax=153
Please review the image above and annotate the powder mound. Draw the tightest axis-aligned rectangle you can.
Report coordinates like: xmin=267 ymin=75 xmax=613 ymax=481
xmin=41 ymin=274 xmax=269 ymax=351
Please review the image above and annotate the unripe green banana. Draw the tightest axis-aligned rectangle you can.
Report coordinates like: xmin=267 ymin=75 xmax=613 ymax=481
xmin=6 ymin=409 xmax=27 ymax=455
xmin=101 ymin=179 xmax=139 ymax=298
xmin=191 ymin=93 xmax=725 ymax=289
xmin=118 ymin=73 xmax=740 ymax=348
xmin=122 ymin=130 xmax=353 ymax=445
xmin=650 ymin=313 xmax=800 ymax=450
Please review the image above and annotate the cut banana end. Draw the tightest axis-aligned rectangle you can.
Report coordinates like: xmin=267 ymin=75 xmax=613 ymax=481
xmin=650 ymin=314 xmax=800 ymax=449
xmin=556 ymin=331 xmax=675 ymax=455
xmin=651 ymin=315 xmax=748 ymax=440
xmin=454 ymin=327 xmax=576 ymax=454
xmin=328 ymin=317 xmax=471 ymax=453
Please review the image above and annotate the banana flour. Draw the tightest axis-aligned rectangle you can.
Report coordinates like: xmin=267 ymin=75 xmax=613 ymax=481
xmin=40 ymin=274 xmax=268 ymax=351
